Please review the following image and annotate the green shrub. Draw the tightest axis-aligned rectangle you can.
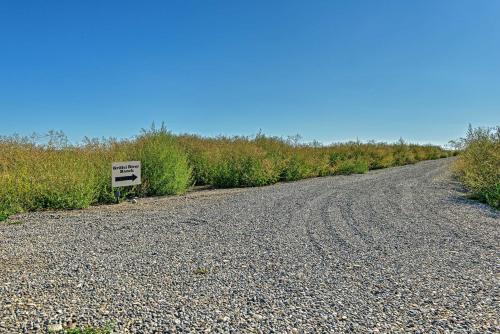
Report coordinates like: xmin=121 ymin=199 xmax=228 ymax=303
xmin=0 ymin=142 xmax=99 ymax=217
xmin=31 ymin=150 xmax=99 ymax=210
xmin=211 ymin=142 xmax=279 ymax=187
xmin=367 ymin=149 xmax=393 ymax=169
xmin=334 ymin=159 xmax=369 ymax=175
xmin=393 ymin=139 xmax=416 ymax=165
xmin=135 ymin=128 xmax=192 ymax=196
xmin=0 ymin=175 xmax=23 ymax=220
xmin=329 ymin=152 xmax=347 ymax=165
xmin=281 ymin=154 xmax=312 ymax=181
xmin=453 ymin=126 xmax=500 ymax=209
xmin=79 ymin=138 xmax=134 ymax=203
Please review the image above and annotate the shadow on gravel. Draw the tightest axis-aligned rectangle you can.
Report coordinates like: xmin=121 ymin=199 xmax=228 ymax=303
xmin=444 ymin=182 xmax=499 ymax=218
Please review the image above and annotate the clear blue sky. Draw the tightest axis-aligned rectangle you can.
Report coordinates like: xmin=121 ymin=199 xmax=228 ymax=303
xmin=1 ymin=0 xmax=499 ymax=145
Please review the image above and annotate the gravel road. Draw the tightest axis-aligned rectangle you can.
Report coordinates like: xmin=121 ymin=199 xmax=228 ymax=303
xmin=1 ymin=158 xmax=498 ymax=333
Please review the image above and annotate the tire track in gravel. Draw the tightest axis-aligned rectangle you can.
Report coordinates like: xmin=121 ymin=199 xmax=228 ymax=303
xmin=295 ymin=160 xmax=465 ymax=262
xmin=310 ymin=165 xmax=428 ymax=260
xmin=317 ymin=192 xmax=358 ymax=254
xmin=388 ymin=162 xmax=470 ymax=243
xmin=303 ymin=167 xmax=422 ymax=263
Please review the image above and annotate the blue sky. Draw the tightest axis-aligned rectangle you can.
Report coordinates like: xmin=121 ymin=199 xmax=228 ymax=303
xmin=1 ymin=0 xmax=499 ymax=145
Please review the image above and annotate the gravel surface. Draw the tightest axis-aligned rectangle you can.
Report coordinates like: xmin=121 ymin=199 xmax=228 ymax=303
xmin=1 ymin=158 xmax=499 ymax=333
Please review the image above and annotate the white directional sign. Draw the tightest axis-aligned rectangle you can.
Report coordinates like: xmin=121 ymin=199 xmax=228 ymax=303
xmin=112 ymin=161 xmax=141 ymax=187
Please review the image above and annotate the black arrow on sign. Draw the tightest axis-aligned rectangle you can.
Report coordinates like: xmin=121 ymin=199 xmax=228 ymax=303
xmin=115 ymin=174 xmax=138 ymax=182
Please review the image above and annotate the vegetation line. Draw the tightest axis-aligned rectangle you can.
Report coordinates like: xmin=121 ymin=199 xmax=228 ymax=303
xmin=0 ymin=124 xmax=455 ymax=220
xmin=451 ymin=125 xmax=499 ymax=209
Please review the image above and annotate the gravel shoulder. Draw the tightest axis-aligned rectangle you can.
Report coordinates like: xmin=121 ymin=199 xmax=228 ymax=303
xmin=1 ymin=158 xmax=499 ymax=333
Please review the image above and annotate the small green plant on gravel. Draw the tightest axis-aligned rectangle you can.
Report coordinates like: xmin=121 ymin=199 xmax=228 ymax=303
xmin=48 ymin=322 xmax=113 ymax=334
xmin=59 ymin=326 xmax=112 ymax=334
xmin=452 ymin=125 xmax=500 ymax=209
xmin=65 ymin=327 xmax=111 ymax=334
xmin=194 ymin=267 xmax=209 ymax=275
xmin=6 ymin=220 xmax=23 ymax=225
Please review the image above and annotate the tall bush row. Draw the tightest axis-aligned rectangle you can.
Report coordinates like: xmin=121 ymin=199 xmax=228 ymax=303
xmin=0 ymin=129 xmax=453 ymax=220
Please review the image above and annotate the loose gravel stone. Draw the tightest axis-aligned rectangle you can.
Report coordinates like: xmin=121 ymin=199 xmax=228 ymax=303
xmin=0 ymin=158 xmax=498 ymax=333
